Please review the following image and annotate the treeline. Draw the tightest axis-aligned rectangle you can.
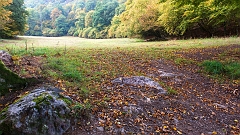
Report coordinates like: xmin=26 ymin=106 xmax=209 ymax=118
xmin=2 ymin=0 xmax=240 ymax=39
xmin=113 ymin=0 xmax=240 ymax=39
xmin=24 ymin=0 xmax=125 ymax=38
xmin=0 ymin=0 xmax=28 ymax=38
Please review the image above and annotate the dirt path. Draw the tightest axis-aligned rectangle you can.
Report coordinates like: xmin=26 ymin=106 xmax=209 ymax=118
xmin=65 ymin=45 xmax=239 ymax=135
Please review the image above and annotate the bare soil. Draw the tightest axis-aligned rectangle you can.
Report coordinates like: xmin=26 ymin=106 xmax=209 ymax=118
xmin=0 ymin=45 xmax=239 ymax=135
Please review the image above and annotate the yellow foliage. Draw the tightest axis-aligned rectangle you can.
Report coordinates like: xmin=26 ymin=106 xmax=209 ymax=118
xmin=0 ymin=0 xmax=12 ymax=30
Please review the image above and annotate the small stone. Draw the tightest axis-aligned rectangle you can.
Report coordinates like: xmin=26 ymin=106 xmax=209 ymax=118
xmin=97 ymin=127 xmax=104 ymax=132
xmin=146 ymin=98 xmax=151 ymax=103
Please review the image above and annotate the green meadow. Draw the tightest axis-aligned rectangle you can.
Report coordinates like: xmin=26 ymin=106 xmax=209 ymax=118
xmin=0 ymin=36 xmax=239 ymax=98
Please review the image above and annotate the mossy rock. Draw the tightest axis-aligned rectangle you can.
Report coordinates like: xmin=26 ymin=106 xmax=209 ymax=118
xmin=0 ymin=61 xmax=26 ymax=96
xmin=0 ymin=88 xmax=72 ymax=135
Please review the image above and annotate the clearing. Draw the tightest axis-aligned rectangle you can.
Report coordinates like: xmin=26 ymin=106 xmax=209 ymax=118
xmin=0 ymin=36 xmax=239 ymax=134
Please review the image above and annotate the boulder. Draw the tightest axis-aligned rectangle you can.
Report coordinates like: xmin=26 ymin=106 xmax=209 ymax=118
xmin=112 ymin=76 xmax=166 ymax=94
xmin=0 ymin=87 xmax=72 ymax=135
xmin=0 ymin=50 xmax=14 ymax=66
xmin=0 ymin=60 xmax=26 ymax=95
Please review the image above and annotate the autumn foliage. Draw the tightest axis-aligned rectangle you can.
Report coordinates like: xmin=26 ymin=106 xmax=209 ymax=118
xmin=23 ymin=0 xmax=240 ymax=39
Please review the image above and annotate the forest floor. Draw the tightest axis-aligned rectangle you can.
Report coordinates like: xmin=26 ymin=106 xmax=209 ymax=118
xmin=0 ymin=41 xmax=239 ymax=134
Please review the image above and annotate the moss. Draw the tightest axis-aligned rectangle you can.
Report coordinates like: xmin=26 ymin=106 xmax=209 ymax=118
xmin=0 ymin=106 xmax=12 ymax=135
xmin=33 ymin=93 xmax=54 ymax=110
xmin=0 ymin=106 xmax=9 ymax=121
xmin=58 ymin=95 xmax=72 ymax=106
xmin=0 ymin=61 xmax=26 ymax=96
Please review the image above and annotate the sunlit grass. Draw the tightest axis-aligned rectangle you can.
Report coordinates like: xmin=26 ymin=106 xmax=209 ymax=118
xmin=1 ymin=36 xmax=240 ymax=50
xmin=0 ymin=36 xmax=239 ymax=103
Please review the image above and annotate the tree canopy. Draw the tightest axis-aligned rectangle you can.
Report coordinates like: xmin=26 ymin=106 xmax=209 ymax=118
xmin=16 ymin=0 xmax=240 ymax=39
xmin=0 ymin=0 xmax=28 ymax=38
xmin=0 ymin=0 xmax=12 ymax=36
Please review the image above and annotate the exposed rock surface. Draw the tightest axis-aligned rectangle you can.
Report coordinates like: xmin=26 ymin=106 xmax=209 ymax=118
xmin=112 ymin=76 xmax=166 ymax=94
xmin=158 ymin=69 xmax=182 ymax=78
xmin=0 ymin=50 xmax=13 ymax=66
xmin=0 ymin=87 xmax=72 ymax=135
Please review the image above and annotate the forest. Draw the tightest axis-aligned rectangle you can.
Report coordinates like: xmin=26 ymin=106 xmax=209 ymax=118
xmin=1 ymin=0 xmax=240 ymax=39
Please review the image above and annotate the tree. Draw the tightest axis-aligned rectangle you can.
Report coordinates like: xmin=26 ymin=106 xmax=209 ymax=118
xmin=85 ymin=10 xmax=94 ymax=27
xmin=55 ymin=14 xmax=68 ymax=36
xmin=85 ymin=0 xmax=96 ymax=12
xmin=0 ymin=0 xmax=28 ymax=38
xmin=0 ymin=0 xmax=12 ymax=31
xmin=72 ymin=0 xmax=85 ymax=11
xmin=25 ymin=8 xmax=42 ymax=36
xmin=75 ymin=10 xmax=86 ymax=30
xmin=50 ymin=8 xmax=62 ymax=24
xmin=92 ymin=0 xmax=119 ymax=29
xmin=117 ymin=0 xmax=163 ymax=38
xmin=159 ymin=0 xmax=240 ymax=37
xmin=108 ymin=15 xmax=121 ymax=38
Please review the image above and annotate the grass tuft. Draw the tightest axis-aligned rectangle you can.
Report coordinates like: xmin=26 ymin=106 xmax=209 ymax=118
xmin=201 ymin=60 xmax=240 ymax=79
xmin=202 ymin=60 xmax=225 ymax=75
xmin=225 ymin=62 xmax=240 ymax=79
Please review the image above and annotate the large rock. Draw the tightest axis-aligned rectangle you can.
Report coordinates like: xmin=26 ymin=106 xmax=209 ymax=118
xmin=0 ymin=87 xmax=72 ymax=135
xmin=112 ymin=76 xmax=166 ymax=94
xmin=0 ymin=60 xmax=26 ymax=95
xmin=0 ymin=50 xmax=14 ymax=66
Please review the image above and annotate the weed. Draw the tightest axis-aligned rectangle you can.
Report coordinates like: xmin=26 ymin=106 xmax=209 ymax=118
xmin=71 ymin=99 xmax=92 ymax=119
xmin=80 ymin=87 xmax=90 ymax=98
xmin=158 ymin=81 xmax=178 ymax=95
xmin=167 ymin=87 xmax=178 ymax=95
xmin=72 ymin=103 xmax=86 ymax=118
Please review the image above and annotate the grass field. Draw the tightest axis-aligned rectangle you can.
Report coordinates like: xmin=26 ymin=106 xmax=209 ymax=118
xmin=1 ymin=36 xmax=240 ymax=49
xmin=1 ymin=36 xmax=240 ymax=134
xmin=0 ymin=36 xmax=239 ymax=98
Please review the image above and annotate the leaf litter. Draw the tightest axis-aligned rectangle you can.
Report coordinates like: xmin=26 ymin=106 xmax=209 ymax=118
xmin=0 ymin=44 xmax=239 ymax=135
